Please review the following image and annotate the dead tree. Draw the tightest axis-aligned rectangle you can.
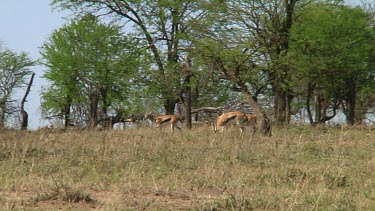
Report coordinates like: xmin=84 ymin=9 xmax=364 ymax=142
xmin=20 ymin=72 xmax=35 ymax=130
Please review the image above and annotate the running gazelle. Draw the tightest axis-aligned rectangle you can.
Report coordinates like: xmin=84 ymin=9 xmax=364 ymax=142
xmin=144 ymin=112 xmax=182 ymax=133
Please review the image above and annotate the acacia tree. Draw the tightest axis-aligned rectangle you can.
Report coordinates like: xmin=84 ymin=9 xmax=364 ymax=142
xmin=0 ymin=46 xmax=34 ymax=129
xmin=291 ymin=3 xmax=374 ymax=125
xmin=196 ymin=0 xmax=374 ymax=128
xmin=51 ymin=0 xmax=210 ymax=115
xmin=214 ymin=0 xmax=300 ymax=124
xmin=182 ymin=0 xmax=301 ymax=136
xmin=40 ymin=14 xmax=140 ymax=127
xmin=188 ymin=0 xmax=294 ymax=135
xmin=191 ymin=36 xmax=273 ymax=135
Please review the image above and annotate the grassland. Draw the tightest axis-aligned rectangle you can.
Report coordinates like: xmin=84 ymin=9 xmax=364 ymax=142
xmin=0 ymin=125 xmax=374 ymax=210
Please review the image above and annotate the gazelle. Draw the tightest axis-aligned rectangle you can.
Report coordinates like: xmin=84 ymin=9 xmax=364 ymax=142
xmin=144 ymin=112 xmax=182 ymax=133
xmin=213 ymin=111 xmax=256 ymax=134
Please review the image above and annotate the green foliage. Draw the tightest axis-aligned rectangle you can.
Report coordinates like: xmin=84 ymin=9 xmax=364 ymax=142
xmin=189 ymin=1 xmax=274 ymax=109
xmin=40 ymin=14 xmax=141 ymax=123
xmin=51 ymin=0 xmax=238 ymax=115
xmin=290 ymin=3 xmax=374 ymax=123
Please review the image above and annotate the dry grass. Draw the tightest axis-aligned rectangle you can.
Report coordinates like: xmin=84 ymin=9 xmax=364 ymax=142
xmin=0 ymin=125 xmax=374 ymax=210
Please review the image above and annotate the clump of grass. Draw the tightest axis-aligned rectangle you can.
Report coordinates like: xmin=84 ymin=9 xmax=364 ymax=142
xmin=33 ymin=186 xmax=94 ymax=204
xmin=46 ymin=175 xmax=95 ymax=203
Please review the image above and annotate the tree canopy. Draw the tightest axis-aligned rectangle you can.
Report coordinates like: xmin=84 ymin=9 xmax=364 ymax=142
xmin=40 ymin=14 xmax=141 ymax=127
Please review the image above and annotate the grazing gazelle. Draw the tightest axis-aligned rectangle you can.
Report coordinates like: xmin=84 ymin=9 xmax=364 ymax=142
xmin=213 ymin=111 xmax=256 ymax=134
xmin=144 ymin=112 xmax=182 ymax=133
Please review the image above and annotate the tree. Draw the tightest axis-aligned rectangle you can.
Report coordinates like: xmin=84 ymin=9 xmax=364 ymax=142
xmin=40 ymin=14 xmax=140 ymax=127
xmin=291 ymin=3 xmax=375 ymax=125
xmin=185 ymin=0 xmax=279 ymax=135
xmin=0 ymin=46 xmax=34 ymax=129
xmin=215 ymin=0 xmax=300 ymax=124
xmin=20 ymin=72 xmax=35 ymax=130
xmin=51 ymin=0 xmax=208 ymax=116
xmin=192 ymin=36 xmax=273 ymax=136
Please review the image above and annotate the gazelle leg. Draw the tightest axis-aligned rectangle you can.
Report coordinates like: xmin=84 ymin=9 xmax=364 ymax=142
xmin=240 ymin=126 xmax=244 ymax=134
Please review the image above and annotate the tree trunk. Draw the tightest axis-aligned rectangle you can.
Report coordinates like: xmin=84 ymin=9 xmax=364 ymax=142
xmin=20 ymin=72 xmax=35 ymax=130
xmin=193 ymin=85 xmax=199 ymax=121
xmin=345 ymin=79 xmax=356 ymax=125
xmin=63 ymin=102 xmax=71 ymax=128
xmin=306 ymin=81 xmax=315 ymax=125
xmin=101 ymin=87 xmax=109 ymax=116
xmin=269 ymin=0 xmax=297 ymax=124
xmin=239 ymin=81 xmax=272 ymax=136
xmin=89 ymin=87 xmax=99 ymax=128
xmin=184 ymin=55 xmax=192 ymax=129
xmin=274 ymin=87 xmax=287 ymax=124
xmin=21 ymin=111 xmax=28 ymax=130
xmin=272 ymin=76 xmax=293 ymax=124
xmin=0 ymin=97 xmax=7 ymax=129
xmin=164 ymin=99 xmax=176 ymax=115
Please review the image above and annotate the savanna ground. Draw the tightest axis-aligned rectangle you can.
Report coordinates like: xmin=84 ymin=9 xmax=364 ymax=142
xmin=0 ymin=124 xmax=374 ymax=210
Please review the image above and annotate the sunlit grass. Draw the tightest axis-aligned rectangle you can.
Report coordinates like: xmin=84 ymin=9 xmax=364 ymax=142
xmin=0 ymin=125 xmax=374 ymax=210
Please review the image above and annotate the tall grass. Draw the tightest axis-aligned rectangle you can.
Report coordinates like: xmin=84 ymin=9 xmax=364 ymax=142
xmin=0 ymin=125 xmax=374 ymax=210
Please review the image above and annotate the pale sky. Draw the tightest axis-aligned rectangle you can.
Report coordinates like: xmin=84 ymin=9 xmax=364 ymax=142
xmin=0 ymin=0 xmax=68 ymax=129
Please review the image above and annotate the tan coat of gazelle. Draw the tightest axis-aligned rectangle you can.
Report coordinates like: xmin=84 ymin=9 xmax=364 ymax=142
xmin=213 ymin=111 xmax=256 ymax=134
xmin=144 ymin=112 xmax=182 ymax=133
